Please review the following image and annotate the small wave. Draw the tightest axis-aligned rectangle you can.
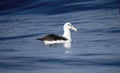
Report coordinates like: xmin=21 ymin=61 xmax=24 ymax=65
xmin=0 ymin=0 xmax=119 ymax=15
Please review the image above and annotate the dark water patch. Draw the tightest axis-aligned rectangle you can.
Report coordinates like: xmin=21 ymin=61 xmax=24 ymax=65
xmin=5 ymin=56 xmax=119 ymax=67
xmin=0 ymin=56 xmax=41 ymax=70
xmin=94 ymin=15 xmax=119 ymax=20
xmin=108 ymin=29 xmax=120 ymax=33
xmin=75 ymin=53 xmax=116 ymax=56
xmin=0 ymin=0 xmax=33 ymax=10
xmin=0 ymin=19 xmax=12 ymax=23
xmin=94 ymin=61 xmax=120 ymax=67
xmin=0 ymin=55 xmax=120 ymax=70
xmin=89 ymin=39 xmax=114 ymax=43
xmin=0 ymin=33 xmax=42 ymax=41
xmin=0 ymin=15 xmax=34 ymax=24
xmin=0 ymin=56 xmax=62 ymax=70
xmin=86 ymin=27 xmax=120 ymax=34
xmin=36 ymin=57 xmax=120 ymax=67
xmin=0 ymin=0 xmax=120 ymax=15
xmin=0 ymin=48 xmax=18 ymax=52
xmin=0 ymin=62 xmax=41 ymax=70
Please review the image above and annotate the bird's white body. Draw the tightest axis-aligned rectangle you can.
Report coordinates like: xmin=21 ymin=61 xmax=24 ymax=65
xmin=44 ymin=40 xmax=70 ymax=45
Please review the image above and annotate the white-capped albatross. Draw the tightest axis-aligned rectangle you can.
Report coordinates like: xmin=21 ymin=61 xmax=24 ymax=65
xmin=37 ymin=22 xmax=77 ymax=47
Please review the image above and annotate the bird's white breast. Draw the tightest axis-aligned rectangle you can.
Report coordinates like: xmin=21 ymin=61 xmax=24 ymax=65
xmin=44 ymin=40 xmax=70 ymax=45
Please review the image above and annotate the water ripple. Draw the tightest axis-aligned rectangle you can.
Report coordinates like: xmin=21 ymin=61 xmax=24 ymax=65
xmin=0 ymin=0 xmax=120 ymax=15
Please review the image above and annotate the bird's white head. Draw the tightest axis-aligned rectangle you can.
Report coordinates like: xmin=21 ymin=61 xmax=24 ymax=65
xmin=64 ymin=22 xmax=77 ymax=32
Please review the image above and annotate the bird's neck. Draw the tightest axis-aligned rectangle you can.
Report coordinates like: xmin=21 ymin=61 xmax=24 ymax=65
xmin=63 ymin=28 xmax=71 ymax=41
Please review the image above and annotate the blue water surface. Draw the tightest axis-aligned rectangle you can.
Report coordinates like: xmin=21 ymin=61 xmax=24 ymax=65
xmin=0 ymin=0 xmax=120 ymax=73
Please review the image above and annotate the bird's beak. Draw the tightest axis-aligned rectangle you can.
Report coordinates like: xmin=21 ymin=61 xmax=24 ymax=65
xmin=71 ymin=25 xmax=77 ymax=32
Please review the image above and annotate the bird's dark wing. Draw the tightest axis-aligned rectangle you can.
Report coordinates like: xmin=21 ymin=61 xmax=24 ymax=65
xmin=37 ymin=34 xmax=67 ymax=41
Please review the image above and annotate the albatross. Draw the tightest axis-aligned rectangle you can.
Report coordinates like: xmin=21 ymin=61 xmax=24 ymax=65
xmin=37 ymin=22 xmax=77 ymax=48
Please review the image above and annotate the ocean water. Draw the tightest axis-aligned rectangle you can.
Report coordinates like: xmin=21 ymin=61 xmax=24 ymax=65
xmin=0 ymin=0 xmax=120 ymax=73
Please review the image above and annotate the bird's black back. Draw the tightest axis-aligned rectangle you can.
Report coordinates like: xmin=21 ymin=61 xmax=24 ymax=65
xmin=37 ymin=34 xmax=67 ymax=41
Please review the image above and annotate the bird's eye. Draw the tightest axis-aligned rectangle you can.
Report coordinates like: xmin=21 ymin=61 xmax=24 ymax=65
xmin=68 ymin=24 xmax=71 ymax=26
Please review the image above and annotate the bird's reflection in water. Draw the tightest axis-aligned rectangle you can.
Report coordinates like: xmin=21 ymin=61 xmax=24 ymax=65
xmin=47 ymin=42 xmax=72 ymax=53
xmin=64 ymin=42 xmax=72 ymax=53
